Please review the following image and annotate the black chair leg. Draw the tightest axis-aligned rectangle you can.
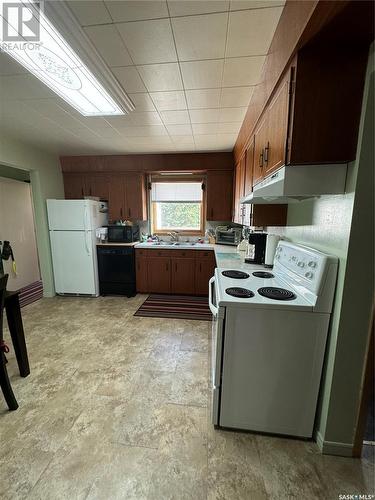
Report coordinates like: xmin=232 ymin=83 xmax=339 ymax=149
xmin=0 ymin=353 xmax=18 ymax=411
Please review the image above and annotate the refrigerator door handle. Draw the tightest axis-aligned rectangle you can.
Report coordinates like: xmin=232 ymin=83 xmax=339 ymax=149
xmin=84 ymin=231 xmax=91 ymax=255
xmin=84 ymin=205 xmax=90 ymax=232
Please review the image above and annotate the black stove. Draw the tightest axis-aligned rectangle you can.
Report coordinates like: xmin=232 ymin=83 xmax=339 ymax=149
xmin=252 ymin=271 xmax=274 ymax=279
xmin=258 ymin=287 xmax=296 ymax=301
xmin=226 ymin=287 xmax=254 ymax=298
xmin=222 ymin=270 xmax=250 ymax=279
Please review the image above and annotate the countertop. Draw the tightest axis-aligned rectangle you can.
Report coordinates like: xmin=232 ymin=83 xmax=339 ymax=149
xmin=96 ymin=241 xmax=139 ymax=247
xmin=134 ymin=242 xmax=267 ymax=271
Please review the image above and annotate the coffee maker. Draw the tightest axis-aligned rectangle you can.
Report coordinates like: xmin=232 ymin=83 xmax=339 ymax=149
xmin=245 ymin=232 xmax=267 ymax=264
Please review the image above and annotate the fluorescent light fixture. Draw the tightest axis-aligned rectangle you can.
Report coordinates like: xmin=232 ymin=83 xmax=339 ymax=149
xmin=0 ymin=0 xmax=134 ymax=116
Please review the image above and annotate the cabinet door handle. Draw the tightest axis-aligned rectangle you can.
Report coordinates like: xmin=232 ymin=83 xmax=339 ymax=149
xmin=128 ymin=208 xmax=131 ymax=217
xmin=89 ymin=187 xmax=92 ymax=196
xmin=81 ymin=187 xmax=84 ymax=197
xmin=120 ymin=208 xmax=123 ymax=218
xmin=166 ymin=263 xmax=169 ymax=272
xmin=259 ymin=151 xmax=264 ymax=168
xmin=264 ymin=142 xmax=269 ymax=163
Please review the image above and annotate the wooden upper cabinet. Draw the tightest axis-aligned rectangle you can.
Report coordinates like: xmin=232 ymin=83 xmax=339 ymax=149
xmin=233 ymin=157 xmax=246 ymax=224
xmin=63 ymin=173 xmax=85 ymax=199
xmin=108 ymin=175 xmax=125 ymax=221
xmin=244 ymin=139 xmax=254 ymax=196
xmin=124 ymin=173 xmax=147 ymax=221
xmin=253 ymin=114 xmax=268 ymax=186
xmin=264 ymin=76 xmax=290 ymax=177
xmin=206 ymin=170 xmax=233 ymax=221
xmin=84 ymin=174 xmax=109 ymax=200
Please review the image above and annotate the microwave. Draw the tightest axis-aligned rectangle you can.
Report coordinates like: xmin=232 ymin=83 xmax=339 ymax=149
xmin=215 ymin=226 xmax=242 ymax=246
xmin=107 ymin=225 xmax=139 ymax=243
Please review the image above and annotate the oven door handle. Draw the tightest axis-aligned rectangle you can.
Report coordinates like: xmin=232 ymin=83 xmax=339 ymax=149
xmin=209 ymin=277 xmax=218 ymax=316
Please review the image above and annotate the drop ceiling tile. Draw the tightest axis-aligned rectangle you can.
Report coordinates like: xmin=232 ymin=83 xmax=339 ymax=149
xmin=180 ymin=60 xmax=224 ymax=89
xmin=137 ymin=63 xmax=183 ymax=91
xmin=219 ymin=107 xmax=247 ymax=122
xmin=78 ymin=116 xmax=113 ymax=130
xmin=117 ymin=125 xmax=168 ymax=137
xmin=230 ymin=1 xmax=285 ymax=10
xmin=160 ymin=110 xmax=190 ymax=125
xmin=112 ymin=66 xmax=147 ymax=93
xmin=94 ymin=127 xmax=122 ymax=139
xmin=222 ymin=56 xmax=265 ymax=86
xmin=117 ymin=19 xmax=176 ymax=65
xmin=189 ymin=108 xmax=220 ymax=124
xmin=170 ymin=135 xmax=195 ymax=145
xmin=185 ymin=89 xmax=221 ymax=109
xmin=150 ymin=91 xmax=187 ymax=111
xmin=67 ymin=1 xmax=112 ymax=26
xmin=105 ymin=1 xmax=168 ymax=22
xmin=220 ymin=86 xmax=254 ymax=107
xmin=84 ymin=25 xmax=132 ymax=67
xmin=215 ymin=133 xmax=238 ymax=147
xmin=168 ymin=1 xmax=229 ymax=17
xmin=172 ymin=13 xmax=227 ymax=61
xmin=130 ymin=136 xmax=173 ymax=146
xmin=217 ymin=122 xmax=242 ymax=133
xmin=227 ymin=7 xmax=283 ymax=57
xmin=192 ymin=123 xmax=218 ymax=134
xmin=166 ymin=124 xmax=192 ymax=135
xmin=128 ymin=93 xmax=156 ymax=111
xmin=0 ymin=53 xmax=27 ymax=75
xmin=106 ymin=111 xmax=162 ymax=127
xmin=0 ymin=74 xmax=55 ymax=99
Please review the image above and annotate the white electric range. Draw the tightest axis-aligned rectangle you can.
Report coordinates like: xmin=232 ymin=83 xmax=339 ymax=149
xmin=209 ymin=240 xmax=338 ymax=438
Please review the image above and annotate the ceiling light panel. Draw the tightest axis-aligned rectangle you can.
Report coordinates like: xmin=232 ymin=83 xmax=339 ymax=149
xmin=0 ymin=0 xmax=130 ymax=116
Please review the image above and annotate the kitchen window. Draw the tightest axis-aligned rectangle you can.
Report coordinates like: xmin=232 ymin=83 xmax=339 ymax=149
xmin=151 ymin=180 xmax=204 ymax=235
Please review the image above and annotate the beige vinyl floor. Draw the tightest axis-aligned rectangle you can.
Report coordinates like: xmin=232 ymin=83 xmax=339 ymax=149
xmin=0 ymin=295 xmax=374 ymax=500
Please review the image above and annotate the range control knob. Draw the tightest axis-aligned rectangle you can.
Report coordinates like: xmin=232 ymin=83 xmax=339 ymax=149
xmin=305 ymin=272 xmax=314 ymax=279
xmin=308 ymin=261 xmax=317 ymax=268
xmin=297 ymin=261 xmax=305 ymax=268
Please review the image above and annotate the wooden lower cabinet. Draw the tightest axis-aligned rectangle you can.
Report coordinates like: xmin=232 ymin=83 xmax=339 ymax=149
xmin=195 ymin=252 xmax=216 ymax=296
xmin=147 ymin=256 xmax=171 ymax=293
xmin=171 ymin=257 xmax=195 ymax=294
xmin=135 ymin=257 xmax=148 ymax=293
xmin=135 ymin=249 xmax=216 ymax=295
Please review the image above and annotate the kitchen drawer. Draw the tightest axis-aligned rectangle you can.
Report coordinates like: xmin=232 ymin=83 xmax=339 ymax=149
xmin=135 ymin=249 xmax=148 ymax=257
xmin=172 ymin=249 xmax=196 ymax=258
xmin=148 ymin=249 xmax=173 ymax=257
xmin=195 ymin=250 xmax=215 ymax=260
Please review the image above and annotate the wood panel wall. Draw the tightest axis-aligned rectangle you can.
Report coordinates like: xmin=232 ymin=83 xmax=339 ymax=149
xmin=60 ymin=152 xmax=234 ymax=173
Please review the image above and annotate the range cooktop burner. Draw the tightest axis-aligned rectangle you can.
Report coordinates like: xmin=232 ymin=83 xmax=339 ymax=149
xmin=222 ymin=270 xmax=250 ymax=279
xmin=226 ymin=287 xmax=255 ymax=298
xmin=252 ymin=271 xmax=274 ymax=279
xmin=258 ymin=287 xmax=296 ymax=301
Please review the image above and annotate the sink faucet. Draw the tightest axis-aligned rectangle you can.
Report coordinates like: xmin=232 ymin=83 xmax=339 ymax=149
xmin=168 ymin=231 xmax=179 ymax=242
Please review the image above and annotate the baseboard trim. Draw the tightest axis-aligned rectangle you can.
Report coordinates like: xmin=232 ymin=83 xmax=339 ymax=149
xmin=316 ymin=431 xmax=354 ymax=457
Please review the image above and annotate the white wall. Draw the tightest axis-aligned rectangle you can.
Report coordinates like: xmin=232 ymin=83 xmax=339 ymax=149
xmin=0 ymin=177 xmax=40 ymax=289
xmin=0 ymin=132 xmax=64 ymax=296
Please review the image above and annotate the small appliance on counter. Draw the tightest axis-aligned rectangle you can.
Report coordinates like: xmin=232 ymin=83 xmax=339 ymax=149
xmin=215 ymin=226 xmax=242 ymax=246
xmin=264 ymin=234 xmax=281 ymax=267
xmin=107 ymin=224 xmax=139 ymax=243
xmin=245 ymin=232 xmax=267 ymax=264
xmin=96 ymin=227 xmax=108 ymax=243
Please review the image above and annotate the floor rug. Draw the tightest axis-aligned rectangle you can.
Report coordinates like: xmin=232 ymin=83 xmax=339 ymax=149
xmin=134 ymin=294 xmax=212 ymax=321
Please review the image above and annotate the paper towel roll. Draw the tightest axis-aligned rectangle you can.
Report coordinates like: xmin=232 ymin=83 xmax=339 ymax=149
xmin=264 ymin=234 xmax=281 ymax=267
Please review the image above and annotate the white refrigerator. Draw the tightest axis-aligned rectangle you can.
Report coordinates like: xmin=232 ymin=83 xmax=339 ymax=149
xmin=47 ymin=199 xmax=108 ymax=296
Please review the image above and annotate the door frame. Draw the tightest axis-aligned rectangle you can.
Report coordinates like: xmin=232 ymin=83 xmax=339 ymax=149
xmin=352 ymin=303 xmax=374 ymax=457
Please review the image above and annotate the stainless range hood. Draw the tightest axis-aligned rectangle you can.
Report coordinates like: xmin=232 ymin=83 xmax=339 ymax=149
xmin=241 ymin=164 xmax=348 ymax=204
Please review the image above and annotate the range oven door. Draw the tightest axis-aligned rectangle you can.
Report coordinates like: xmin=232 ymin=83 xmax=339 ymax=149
xmin=209 ymin=277 xmax=225 ymax=425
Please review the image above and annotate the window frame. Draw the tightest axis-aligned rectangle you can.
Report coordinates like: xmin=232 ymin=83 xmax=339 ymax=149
xmin=150 ymin=177 xmax=206 ymax=236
